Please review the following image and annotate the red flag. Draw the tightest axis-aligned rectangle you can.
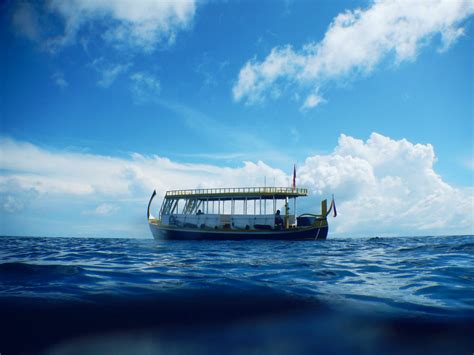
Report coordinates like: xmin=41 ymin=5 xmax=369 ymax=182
xmin=332 ymin=195 xmax=337 ymax=217
xmin=292 ymin=164 xmax=296 ymax=190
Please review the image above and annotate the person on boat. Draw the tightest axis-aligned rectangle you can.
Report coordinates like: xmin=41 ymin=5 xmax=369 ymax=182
xmin=275 ymin=210 xmax=283 ymax=229
xmin=197 ymin=209 xmax=203 ymax=215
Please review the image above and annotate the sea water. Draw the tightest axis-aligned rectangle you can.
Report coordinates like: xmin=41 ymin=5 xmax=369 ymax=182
xmin=0 ymin=235 xmax=473 ymax=354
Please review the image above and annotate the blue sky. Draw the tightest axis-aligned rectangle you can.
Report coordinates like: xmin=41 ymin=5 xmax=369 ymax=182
xmin=1 ymin=0 xmax=473 ymax=238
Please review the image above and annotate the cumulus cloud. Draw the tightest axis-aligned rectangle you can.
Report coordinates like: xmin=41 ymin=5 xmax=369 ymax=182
xmin=49 ymin=0 xmax=195 ymax=51
xmin=0 ymin=134 xmax=472 ymax=237
xmin=299 ymin=133 xmax=473 ymax=235
xmin=12 ymin=0 xmax=196 ymax=52
xmin=233 ymin=0 xmax=474 ymax=109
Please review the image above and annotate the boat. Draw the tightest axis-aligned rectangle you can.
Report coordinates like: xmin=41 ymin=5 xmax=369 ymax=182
xmin=147 ymin=186 xmax=336 ymax=240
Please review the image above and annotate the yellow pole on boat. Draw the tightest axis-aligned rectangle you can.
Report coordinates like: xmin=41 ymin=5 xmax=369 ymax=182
xmin=321 ymin=199 xmax=327 ymax=217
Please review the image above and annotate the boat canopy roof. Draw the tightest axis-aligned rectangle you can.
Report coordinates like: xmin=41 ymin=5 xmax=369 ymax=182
xmin=164 ymin=187 xmax=308 ymax=201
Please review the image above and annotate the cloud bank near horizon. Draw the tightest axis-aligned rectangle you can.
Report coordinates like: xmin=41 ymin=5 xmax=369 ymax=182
xmin=1 ymin=133 xmax=472 ymax=237
xmin=233 ymin=0 xmax=474 ymax=110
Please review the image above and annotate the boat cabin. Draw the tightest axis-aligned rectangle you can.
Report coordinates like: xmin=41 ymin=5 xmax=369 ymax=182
xmin=158 ymin=187 xmax=308 ymax=231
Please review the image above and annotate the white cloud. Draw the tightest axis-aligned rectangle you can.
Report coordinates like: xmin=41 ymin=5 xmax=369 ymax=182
xmin=11 ymin=1 xmax=196 ymax=96
xmin=83 ymin=203 xmax=119 ymax=216
xmin=233 ymin=0 xmax=474 ymax=109
xmin=3 ymin=195 xmax=25 ymax=213
xmin=98 ymin=65 xmax=129 ymax=88
xmin=90 ymin=58 xmax=131 ymax=88
xmin=0 ymin=174 xmax=94 ymax=196
xmin=12 ymin=0 xmax=196 ymax=52
xmin=299 ymin=133 xmax=474 ymax=235
xmin=46 ymin=0 xmax=196 ymax=52
xmin=130 ymin=72 xmax=161 ymax=103
xmin=300 ymin=93 xmax=325 ymax=111
xmin=0 ymin=134 xmax=472 ymax=237
xmin=0 ymin=137 xmax=287 ymax=200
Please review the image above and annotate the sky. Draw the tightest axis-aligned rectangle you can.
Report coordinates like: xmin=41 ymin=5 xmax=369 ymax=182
xmin=0 ymin=0 xmax=473 ymax=238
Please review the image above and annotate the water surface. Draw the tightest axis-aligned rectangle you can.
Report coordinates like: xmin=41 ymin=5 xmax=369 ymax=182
xmin=1 ymin=235 xmax=473 ymax=354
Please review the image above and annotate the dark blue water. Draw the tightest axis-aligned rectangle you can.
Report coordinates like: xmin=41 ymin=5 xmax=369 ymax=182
xmin=1 ymin=235 xmax=473 ymax=355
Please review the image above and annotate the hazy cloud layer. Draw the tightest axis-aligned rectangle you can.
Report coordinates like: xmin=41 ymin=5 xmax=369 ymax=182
xmin=130 ymin=72 xmax=162 ymax=103
xmin=233 ymin=0 xmax=474 ymax=109
xmin=1 ymin=134 xmax=472 ymax=237
xmin=89 ymin=58 xmax=131 ymax=88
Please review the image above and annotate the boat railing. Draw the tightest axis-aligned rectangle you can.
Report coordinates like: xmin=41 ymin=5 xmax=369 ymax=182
xmin=161 ymin=213 xmax=296 ymax=230
xmin=165 ymin=187 xmax=308 ymax=197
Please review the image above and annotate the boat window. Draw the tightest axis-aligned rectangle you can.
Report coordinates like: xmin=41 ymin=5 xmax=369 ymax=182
xmin=170 ymin=199 xmax=179 ymax=214
xmin=160 ymin=190 xmax=302 ymax=217
xmin=161 ymin=199 xmax=173 ymax=215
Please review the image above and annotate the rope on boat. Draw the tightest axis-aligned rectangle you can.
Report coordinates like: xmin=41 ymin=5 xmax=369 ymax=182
xmin=314 ymin=218 xmax=324 ymax=240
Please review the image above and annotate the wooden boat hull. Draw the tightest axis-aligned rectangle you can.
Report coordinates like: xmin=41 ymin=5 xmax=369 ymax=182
xmin=149 ymin=223 xmax=328 ymax=241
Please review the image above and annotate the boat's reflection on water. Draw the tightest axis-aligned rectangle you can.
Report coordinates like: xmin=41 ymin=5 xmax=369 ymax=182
xmin=2 ymin=290 xmax=473 ymax=355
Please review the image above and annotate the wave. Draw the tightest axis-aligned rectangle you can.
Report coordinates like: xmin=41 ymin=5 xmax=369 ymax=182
xmin=0 ymin=262 xmax=83 ymax=277
xmin=449 ymin=242 xmax=474 ymax=252
xmin=1 ymin=235 xmax=474 ymax=354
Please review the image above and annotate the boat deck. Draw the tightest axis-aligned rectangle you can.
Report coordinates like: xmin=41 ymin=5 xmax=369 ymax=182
xmin=165 ymin=187 xmax=308 ymax=200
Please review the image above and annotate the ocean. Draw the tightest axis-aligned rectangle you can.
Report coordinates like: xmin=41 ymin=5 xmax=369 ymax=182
xmin=1 ymin=235 xmax=473 ymax=355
